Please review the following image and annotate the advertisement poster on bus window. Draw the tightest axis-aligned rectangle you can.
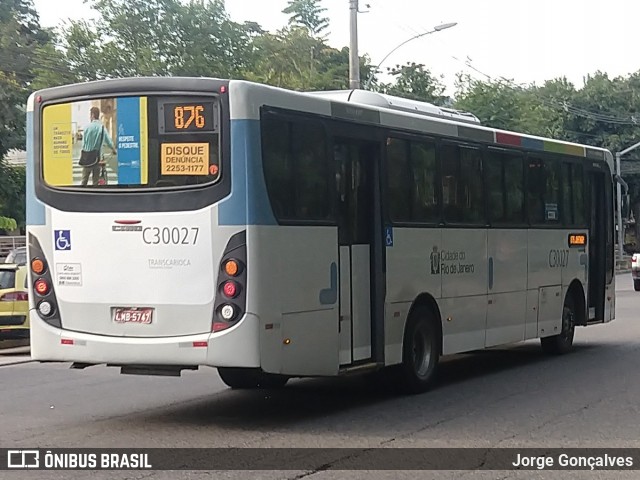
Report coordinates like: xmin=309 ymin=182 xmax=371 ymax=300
xmin=42 ymin=97 xmax=149 ymax=187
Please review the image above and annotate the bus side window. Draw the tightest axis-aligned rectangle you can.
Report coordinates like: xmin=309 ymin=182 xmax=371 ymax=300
xmin=544 ymin=158 xmax=561 ymax=224
xmin=441 ymin=144 xmax=460 ymax=223
xmin=459 ymin=147 xmax=484 ymax=224
xmin=409 ymin=140 xmax=438 ymax=223
xmin=503 ymin=154 xmax=524 ymax=224
xmin=485 ymin=152 xmax=505 ymax=223
xmin=387 ymin=137 xmax=411 ymax=222
xmin=562 ymin=162 xmax=574 ymax=226
xmin=262 ymin=115 xmax=294 ymax=220
xmin=527 ymin=157 xmax=545 ymax=224
xmin=442 ymin=144 xmax=484 ymax=224
xmin=572 ymin=163 xmax=585 ymax=226
xmin=291 ymin=122 xmax=330 ymax=221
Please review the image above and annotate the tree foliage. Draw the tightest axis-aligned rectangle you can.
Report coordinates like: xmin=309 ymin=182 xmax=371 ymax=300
xmin=282 ymin=0 xmax=329 ymax=37
xmin=0 ymin=0 xmax=49 ymax=230
xmin=378 ymin=62 xmax=447 ymax=105
xmin=4 ymin=0 xmax=640 ymax=241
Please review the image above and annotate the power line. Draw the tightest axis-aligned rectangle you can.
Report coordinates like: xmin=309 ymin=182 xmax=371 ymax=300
xmin=452 ymin=56 xmax=640 ymax=127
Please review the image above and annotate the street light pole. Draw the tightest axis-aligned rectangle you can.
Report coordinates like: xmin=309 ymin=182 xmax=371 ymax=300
xmin=364 ymin=22 xmax=457 ymax=90
xmin=615 ymin=141 xmax=640 ymax=259
xmin=348 ymin=0 xmax=360 ymax=89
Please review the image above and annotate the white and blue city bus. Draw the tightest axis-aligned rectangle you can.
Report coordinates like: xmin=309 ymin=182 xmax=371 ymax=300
xmin=26 ymin=78 xmax=615 ymax=392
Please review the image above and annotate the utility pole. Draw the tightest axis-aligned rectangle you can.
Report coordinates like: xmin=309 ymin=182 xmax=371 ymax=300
xmin=615 ymin=141 xmax=640 ymax=260
xmin=348 ymin=0 xmax=360 ymax=89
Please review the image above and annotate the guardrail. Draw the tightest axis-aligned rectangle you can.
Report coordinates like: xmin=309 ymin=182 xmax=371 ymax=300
xmin=0 ymin=236 xmax=25 ymax=261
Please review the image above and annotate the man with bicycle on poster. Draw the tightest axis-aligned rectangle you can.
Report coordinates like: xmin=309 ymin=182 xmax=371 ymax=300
xmin=79 ymin=106 xmax=116 ymax=186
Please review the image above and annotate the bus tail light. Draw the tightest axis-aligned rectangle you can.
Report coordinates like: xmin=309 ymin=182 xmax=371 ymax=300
xmin=222 ymin=281 xmax=238 ymax=298
xmin=213 ymin=231 xmax=247 ymax=332
xmin=212 ymin=322 xmax=232 ymax=333
xmin=34 ymin=278 xmax=50 ymax=296
xmin=29 ymin=234 xmax=62 ymax=328
xmin=37 ymin=300 xmax=54 ymax=317
xmin=219 ymin=304 xmax=236 ymax=321
xmin=224 ymin=259 xmax=240 ymax=276
xmin=31 ymin=258 xmax=46 ymax=275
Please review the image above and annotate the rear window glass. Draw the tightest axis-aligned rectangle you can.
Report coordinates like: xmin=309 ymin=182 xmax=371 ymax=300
xmin=0 ymin=270 xmax=16 ymax=289
xmin=5 ymin=249 xmax=26 ymax=264
xmin=42 ymin=96 xmax=221 ymax=189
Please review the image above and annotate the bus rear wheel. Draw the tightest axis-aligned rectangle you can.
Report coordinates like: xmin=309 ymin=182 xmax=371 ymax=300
xmin=218 ymin=367 xmax=289 ymax=389
xmin=397 ymin=306 xmax=440 ymax=394
xmin=541 ymin=294 xmax=576 ymax=354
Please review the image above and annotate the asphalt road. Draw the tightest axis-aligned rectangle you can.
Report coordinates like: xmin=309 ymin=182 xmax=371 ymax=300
xmin=1 ymin=274 xmax=639 ymax=480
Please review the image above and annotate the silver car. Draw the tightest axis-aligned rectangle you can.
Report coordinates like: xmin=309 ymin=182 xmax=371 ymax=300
xmin=4 ymin=247 xmax=26 ymax=265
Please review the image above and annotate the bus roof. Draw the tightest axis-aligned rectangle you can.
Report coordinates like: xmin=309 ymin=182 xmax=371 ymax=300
xmin=306 ymin=90 xmax=481 ymax=124
xmin=28 ymin=77 xmax=614 ymax=171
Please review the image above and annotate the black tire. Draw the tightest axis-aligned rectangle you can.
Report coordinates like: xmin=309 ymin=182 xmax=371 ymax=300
xmin=257 ymin=372 xmax=289 ymax=388
xmin=397 ymin=305 xmax=440 ymax=394
xmin=634 ymin=279 xmax=640 ymax=292
xmin=218 ymin=367 xmax=289 ymax=389
xmin=541 ymin=294 xmax=576 ymax=355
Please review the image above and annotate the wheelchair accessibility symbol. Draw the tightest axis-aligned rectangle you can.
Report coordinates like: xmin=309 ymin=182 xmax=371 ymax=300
xmin=54 ymin=230 xmax=71 ymax=251
xmin=384 ymin=226 xmax=393 ymax=247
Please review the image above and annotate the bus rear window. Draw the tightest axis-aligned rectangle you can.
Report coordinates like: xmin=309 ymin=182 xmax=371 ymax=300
xmin=41 ymin=96 xmax=221 ymax=189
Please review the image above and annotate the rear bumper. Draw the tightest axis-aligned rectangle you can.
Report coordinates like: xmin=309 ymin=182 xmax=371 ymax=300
xmin=30 ymin=312 xmax=260 ymax=368
xmin=0 ymin=314 xmax=28 ymax=326
xmin=632 ymin=268 xmax=640 ymax=280
xmin=0 ymin=328 xmax=29 ymax=340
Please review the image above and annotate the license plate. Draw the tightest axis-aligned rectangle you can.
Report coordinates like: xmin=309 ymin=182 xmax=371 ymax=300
xmin=113 ymin=307 xmax=153 ymax=324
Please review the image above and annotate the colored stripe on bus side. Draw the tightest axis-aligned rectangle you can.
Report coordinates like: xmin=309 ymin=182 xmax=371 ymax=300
xmin=218 ymin=119 xmax=277 ymax=226
xmin=496 ymin=131 xmax=586 ymax=157
xmin=26 ymin=111 xmax=46 ymax=226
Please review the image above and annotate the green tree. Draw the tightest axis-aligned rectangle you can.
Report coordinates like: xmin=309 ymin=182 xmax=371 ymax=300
xmin=61 ymin=0 xmax=255 ymax=80
xmin=0 ymin=0 xmax=50 ymax=230
xmin=282 ymin=0 xmax=329 ymax=37
xmin=247 ymin=27 xmax=356 ymax=91
xmin=454 ymin=74 xmax=526 ymax=129
xmin=0 ymin=164 xmax=25 ymax=230
xmin=378 ymin=62 xmax=447 ymax=104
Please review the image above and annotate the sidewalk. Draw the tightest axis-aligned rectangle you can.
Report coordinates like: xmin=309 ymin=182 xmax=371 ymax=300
xmin=0 ymin=344 xmax=33 ymax=367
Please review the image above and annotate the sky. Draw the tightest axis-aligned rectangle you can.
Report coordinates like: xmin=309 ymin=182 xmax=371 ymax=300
xmin=31 ymin=0 xmax=640 ymax=95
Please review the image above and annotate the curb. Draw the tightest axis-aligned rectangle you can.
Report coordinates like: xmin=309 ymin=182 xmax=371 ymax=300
xmin=0 ymin=357 xmax=35 ymax=367
xmin=0 ymin=346 xmax=30 ymax=355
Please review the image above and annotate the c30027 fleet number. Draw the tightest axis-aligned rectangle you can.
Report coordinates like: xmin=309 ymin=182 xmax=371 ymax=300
xmin=142 ymin=227 xmax=199 ymax=245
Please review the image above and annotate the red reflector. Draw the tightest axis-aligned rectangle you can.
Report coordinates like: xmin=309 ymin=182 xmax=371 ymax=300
xmin=60 ymin=338 xmax=74 ymax=345
xmin=212 ymin=322 xmax=231 ymax=332
xmin=220 ymin=86 xmax=227 ymax=94
xmin=192 ymin=341 xmax=208 ymax=347
xmin=114 ymin=220 xmax=141 ymax=225
xmin=223 ymin=281 xmax=237 ymax=298
xmin=34 ymin=279 xmax=50 ymax=295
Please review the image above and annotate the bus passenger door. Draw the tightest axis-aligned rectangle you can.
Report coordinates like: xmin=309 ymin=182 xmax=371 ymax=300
xmin=334 ymin=138 xmax=379 ymax=366
xmin=587 ymin=170 xmax=607 ymax=321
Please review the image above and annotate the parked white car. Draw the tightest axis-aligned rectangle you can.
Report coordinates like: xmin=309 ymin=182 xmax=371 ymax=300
xmin=4 ymin=246 xmax=26 ymax=265
xmin=633 ymin=253 xmax=640 ymax=291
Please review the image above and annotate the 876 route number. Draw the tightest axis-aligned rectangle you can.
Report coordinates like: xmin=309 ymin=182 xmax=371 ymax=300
xmin=142 ymin=227 xmax=199 ymax=245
